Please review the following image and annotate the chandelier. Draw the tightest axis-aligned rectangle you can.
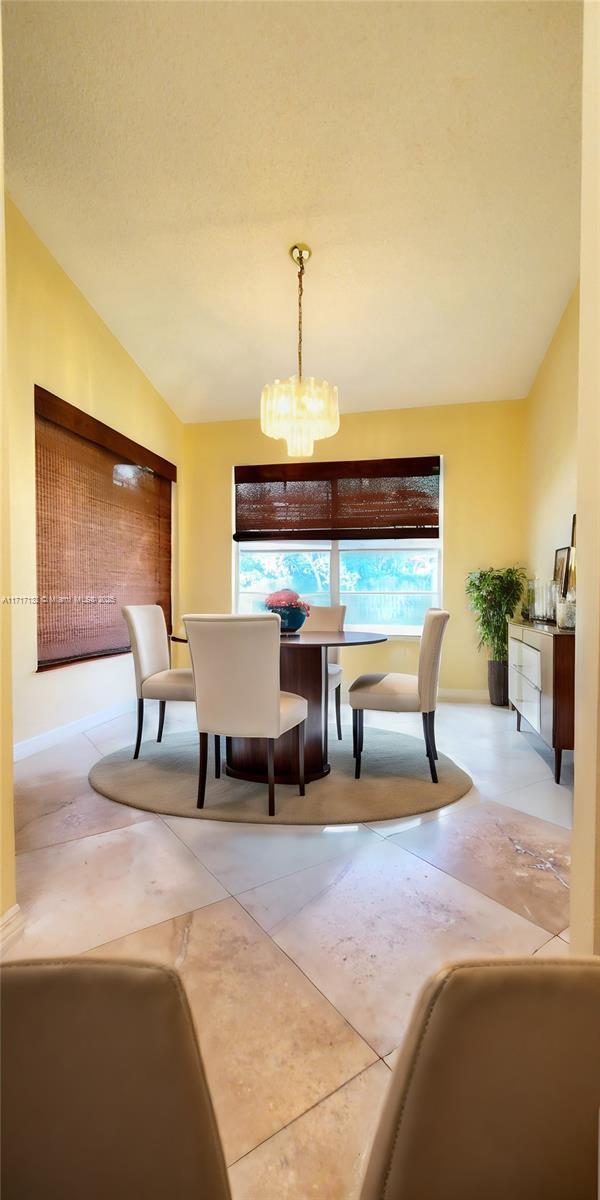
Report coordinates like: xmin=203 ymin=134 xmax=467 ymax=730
xmin=260 ymin=244 xmax=340 ymax=457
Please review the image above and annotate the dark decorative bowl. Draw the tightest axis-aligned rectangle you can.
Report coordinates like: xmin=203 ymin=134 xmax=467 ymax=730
xmin=267 ymin=605 xmax=307 ymax=634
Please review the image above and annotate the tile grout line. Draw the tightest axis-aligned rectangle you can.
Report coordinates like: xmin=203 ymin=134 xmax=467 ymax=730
xmin=79 ymin=893 xmax=231 ymax=960
xmin=382 ymin=833 xmax=567 ymax=942
xmin=226 ymin=1059 xmax=390 ymax=1171
xmin=155 ymin=814 xmax=236 ymax=898
xmin=226 ymin=892 xmax=386 ymax=1060
xmin=8 ymin=820 xmax=233 ymax=959
xmin=533 ymin=932 xmax=565 ymax=955
xmin=81 ymin=890 xmax=392 ymax=1169
xmin=163 ymin=819 xmax=381 ymax=903
xmin=475 ymin=783 xmax=573 ymax=825
xmin=233 ymin=840 xmax=373 ymax=906
xmin=14 ymin=813 xmax=160 ymax=860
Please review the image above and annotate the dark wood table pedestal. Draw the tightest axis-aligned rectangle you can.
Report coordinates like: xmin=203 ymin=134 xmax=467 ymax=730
xmin=224 ymin=631 xmax=388 ymax=786
xmin=226 ymin=644 xmax=330 ymax=784
xmin=172 ymin=629 xmax=387 ymax=788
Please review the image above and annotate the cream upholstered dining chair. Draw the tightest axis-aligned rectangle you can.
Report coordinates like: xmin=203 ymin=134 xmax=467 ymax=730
xmin=349 ymin=608 xmax=449 ymax=782
xmin=303 ymin=603 xmax=346 ymax=740
xmin=122 ymin=604 xmax=195 ymax=760
xmin=360 ymin=957 xmax=600 ymax=1200
xmin=184 ymin=613 xmax=308 ymax=816
xmin=1 ymin=958 xmax=232 ymax=1200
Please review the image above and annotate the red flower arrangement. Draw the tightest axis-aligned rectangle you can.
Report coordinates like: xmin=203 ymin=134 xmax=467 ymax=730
xmin=265 ymin=588 xmax=311 ymax=616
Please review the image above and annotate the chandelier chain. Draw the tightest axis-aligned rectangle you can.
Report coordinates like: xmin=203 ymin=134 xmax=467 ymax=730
xmin=297 ymin=252 xmax=304 ymax=380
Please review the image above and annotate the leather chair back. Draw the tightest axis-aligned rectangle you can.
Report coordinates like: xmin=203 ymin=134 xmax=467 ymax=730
xmin=184 ymin=613 xmax=282 ymax=738
xmin=122 ymin=604 xmax=170 ymax=696
xmin=1 ymin=958 xmax=231 ymax=1200
xmin=361 ymin=957 xmax=600 ymax=1200
xmin=417 ymin=608 xmax=449 ymax=712
xmin=303 ymin=603 xmax=346 ymax=663
xmin=303 ymin=604 xmax=346 ymax=631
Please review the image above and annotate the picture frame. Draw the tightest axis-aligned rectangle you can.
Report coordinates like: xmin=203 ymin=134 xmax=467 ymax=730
xmin=571 ymin=513 xmax=576 ymax=548
xmin=554 ymin=546 xmax=571 ymax=598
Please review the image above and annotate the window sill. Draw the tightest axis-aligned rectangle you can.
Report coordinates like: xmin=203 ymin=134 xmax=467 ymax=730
xmin=36 ymin=647 xmax=131 ymax=672
xmin=346 ymin=626 xmax=422 ymax=639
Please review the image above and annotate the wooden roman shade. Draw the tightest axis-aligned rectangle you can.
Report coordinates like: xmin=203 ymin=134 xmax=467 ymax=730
xmin=35 ymin=387 xmax=176 ymax=668
xmin=234 ymin=457 xmax=441 ymax=542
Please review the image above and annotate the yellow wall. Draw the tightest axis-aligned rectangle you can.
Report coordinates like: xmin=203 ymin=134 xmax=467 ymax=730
xmin=2 ymin=192 xmax=578 ymax=742
xmin=1 ymin=31 xmax=17 ymax=917
xmin=5 ymin=199 xmax=184 ymax=744
xmin=527 ymin=287 xmax=579 ymax=578
xmin=571 ymin=0 xmax=600 ymax=956
xmin=180 ymin=399 xmax=529 ymax=694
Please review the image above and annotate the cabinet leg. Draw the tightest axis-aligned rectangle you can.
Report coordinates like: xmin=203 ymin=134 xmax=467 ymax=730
xmin=516 ymin=709 xmax=521 ymax=732
xmin=554 ymin=748 xmax=562 ymax=785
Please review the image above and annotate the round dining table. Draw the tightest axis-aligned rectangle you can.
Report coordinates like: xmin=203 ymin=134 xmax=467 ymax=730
xmin=172 ymin=628 xmax=387 ymax=785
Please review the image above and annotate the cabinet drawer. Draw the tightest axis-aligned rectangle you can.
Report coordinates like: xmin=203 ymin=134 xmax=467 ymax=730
xmin=509 ymin=666 xmax=541 ymax=733
xmin=508 ymin=637 xmax=541 ymax=689
xmin=509 ymin=637 xmax=522 ymax=677
xmin=519 ymin=642 xmax=541 ymax=688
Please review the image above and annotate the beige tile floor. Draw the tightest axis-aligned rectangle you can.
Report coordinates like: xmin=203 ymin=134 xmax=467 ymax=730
xmin=4 ymin=700 xmax=572 ymax=1199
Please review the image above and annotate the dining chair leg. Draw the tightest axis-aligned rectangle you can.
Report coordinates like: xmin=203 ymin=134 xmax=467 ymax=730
xmin=214 ymin=735 xmax=221 ymax=779
xmin=157 ymin=701 xmax=166 ymax=743
xmin=335 ymin=685 xmax=343 ymax=741
xmin=427 ymin=711 xmax=438 ymax=760
xmin=422 ymin=712 xmax=432 ymax=758
xmin=298 ymin=721 xmax=305 ymax=797
xmin=267 ymin=738 xmax=276 ymax=817
xmin=355 ymin=709 xmax=364 ymax=779
xmin=422 ymin=711 xmax=430 ymax=754
xmin=422 ymin=712 xmax=438 ymax=784
xmin=197 ymin=732 xmax=208 ymax=808
xmin=352 ymin=707 xmax=358 ymax=758
xmin=133 ymin=699 xmax=144 ymax=760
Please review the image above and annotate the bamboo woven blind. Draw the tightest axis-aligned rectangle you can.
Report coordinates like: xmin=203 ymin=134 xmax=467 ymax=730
xmin=35 ymin=395 xmax=173 ymax=668
xmin=234 ymin=457 xmax=441 ymax=542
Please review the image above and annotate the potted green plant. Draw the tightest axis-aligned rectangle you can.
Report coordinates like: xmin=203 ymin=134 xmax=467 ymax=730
xmin=465 ymin=567 xmax=526 ymax=705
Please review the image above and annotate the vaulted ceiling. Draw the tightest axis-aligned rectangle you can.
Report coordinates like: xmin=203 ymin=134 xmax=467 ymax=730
xmin=3 ymin=1 xmax=582 ymax=422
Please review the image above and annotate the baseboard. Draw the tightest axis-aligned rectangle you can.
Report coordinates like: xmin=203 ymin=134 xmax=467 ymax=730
xmin=0 ymin=904 xmax=24 ymax=946
xmin=13 ymin=688 xmax=489 ymax=762
xmin=438 ymin=688 xmax=489 ymax=703
xmin=13 ymin=700 xmax=137 ymax=762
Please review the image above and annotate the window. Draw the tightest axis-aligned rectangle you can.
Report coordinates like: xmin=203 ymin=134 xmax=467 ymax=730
xmin=234 ymin=456 xmax=442 ymax=635
xmin=237 ymin=542 xmax=332 ymax=614
xmin=35 ymin=386 xmax=175 ymax=668
xmin=236 ymin=539 xmax=440 ymax=634
xmin=338 ymin=539 xmax=441 ymax=633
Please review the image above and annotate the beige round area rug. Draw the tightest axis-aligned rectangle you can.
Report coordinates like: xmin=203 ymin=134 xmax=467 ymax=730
xmin=88 ymin=729 xmax=472 ymax=824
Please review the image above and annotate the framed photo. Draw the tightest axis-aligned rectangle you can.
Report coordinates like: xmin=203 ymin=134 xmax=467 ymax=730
xmin=554 ymin=546 xmax=571 ymax=598
xmin=571 ymin=513 xmax=576 ymax=548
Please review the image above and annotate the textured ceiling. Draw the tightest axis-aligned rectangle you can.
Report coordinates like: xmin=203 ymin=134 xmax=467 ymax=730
xmin=3 ymin=1 xmax=582 ymax=422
